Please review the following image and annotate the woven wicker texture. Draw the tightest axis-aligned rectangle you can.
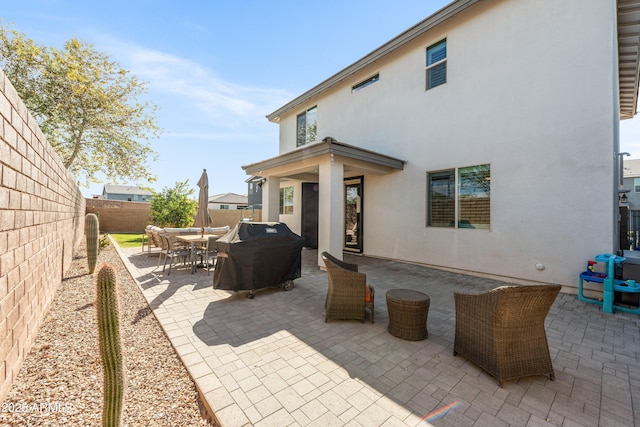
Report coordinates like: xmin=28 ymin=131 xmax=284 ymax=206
xmin=386 ymin=289 xmax=430 ymax=341
xmin=321 ymin=252 xmax=374 ymax=323
xmin=453 ymin=285 xmax=561 ymax=386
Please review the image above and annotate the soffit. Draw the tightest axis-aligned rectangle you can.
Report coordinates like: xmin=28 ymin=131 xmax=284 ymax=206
xmin=619 ymin=0 xmax=640 ymax=119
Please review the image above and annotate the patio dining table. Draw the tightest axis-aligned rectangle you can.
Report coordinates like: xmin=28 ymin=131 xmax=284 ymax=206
xmin=176 ymin=234 xmax=220 ymax=273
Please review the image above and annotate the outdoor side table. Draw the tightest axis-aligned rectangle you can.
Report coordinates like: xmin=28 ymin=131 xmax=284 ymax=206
xmin=386 ymin=289 xmax=430 ymax=341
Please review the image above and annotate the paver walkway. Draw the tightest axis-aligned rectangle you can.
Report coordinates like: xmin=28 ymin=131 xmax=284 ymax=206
xmin=116 ymin=244 xmax=640 ymax=426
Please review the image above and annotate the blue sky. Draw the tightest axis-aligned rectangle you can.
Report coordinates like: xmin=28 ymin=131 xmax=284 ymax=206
xmin=4 ymin=0 xmax=640 ymax=198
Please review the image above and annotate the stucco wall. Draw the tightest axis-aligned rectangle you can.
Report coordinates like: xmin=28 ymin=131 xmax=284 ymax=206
xmin=274 ymin=0 xmax=619 ymax=288
xmin=0 ymin=69 xmax=85 ymax=401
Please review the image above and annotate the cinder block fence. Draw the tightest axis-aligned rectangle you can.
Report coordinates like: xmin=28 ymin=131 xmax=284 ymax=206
xmin=0 ymin=69 xmax=85 ymax=402
xmin=85 ymin=198 xmax=151 ymax=233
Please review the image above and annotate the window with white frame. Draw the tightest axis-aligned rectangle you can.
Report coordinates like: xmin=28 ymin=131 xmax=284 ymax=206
xmin=280 ymin=186 xmax=294 ymax=215
xmin=426 ymin=39 xmax=447 ymax=90
xmin=634 ymin=177 xmax=640 ymax=192
xmin=427 ymin=164 xmax=490 ymax=229
xmin=296 ymin=106 xmax=317 ymax=147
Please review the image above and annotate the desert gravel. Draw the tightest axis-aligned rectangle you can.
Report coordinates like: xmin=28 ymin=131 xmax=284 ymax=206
xmin=0 ymin=239 xmax=216 ymax=426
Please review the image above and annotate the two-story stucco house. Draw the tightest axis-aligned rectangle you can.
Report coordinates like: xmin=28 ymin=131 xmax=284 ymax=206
xmin=208 ymin=192 xmax=248 ymax=210
xmin=243 ymin=0 xmax=640 ymax=290
xmin=101 ymin=184 xmax=153 ymax=202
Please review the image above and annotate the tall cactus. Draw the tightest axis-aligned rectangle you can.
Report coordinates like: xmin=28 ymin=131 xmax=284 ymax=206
xmin=96 ymin=264 xmax=125 ymax=427
xmin=85 ymin=213 xmax=99 ymax=273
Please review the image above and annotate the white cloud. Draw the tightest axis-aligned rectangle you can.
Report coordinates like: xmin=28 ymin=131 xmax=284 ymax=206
xmin=97 ymin=37 xmax=292 ymax=123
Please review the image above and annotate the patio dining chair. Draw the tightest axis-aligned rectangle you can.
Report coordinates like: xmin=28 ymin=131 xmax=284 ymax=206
xmin=142 ymin=228 xmax=152 ymax=254
xmin=159 ymin=234 xmax=191 ymax=276
xmin=146 ymin=228 xmax=164 ymax=257
xmin=201 ymin=235 xmax=219 ymax=275
xmin=321 ymin=251 xmax=374 ymax=323
xmin=156 ymin=231 xmax=169 ymax=268
xmin=453 ymin=284 xmax=561 ymax=386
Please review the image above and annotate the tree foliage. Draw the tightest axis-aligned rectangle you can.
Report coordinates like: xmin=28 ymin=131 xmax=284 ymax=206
xmin=0 ymin=23 xmax=160 ymax=186
xmin=149 ymin=181 xmax=198 ymax=228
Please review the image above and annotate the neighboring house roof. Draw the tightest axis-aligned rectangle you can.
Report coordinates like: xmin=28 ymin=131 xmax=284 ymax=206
xmin=624 ymin=159 xmax=640 ymax=177
xmin=266 ymin=0 xmax=640 ymax=122
xmin=103 ymin=184 xmax=153 ymax=196
xmin=208 ymin=193 xmax=248 ymax=204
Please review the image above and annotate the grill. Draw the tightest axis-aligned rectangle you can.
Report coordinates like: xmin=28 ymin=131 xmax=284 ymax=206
xmin=213 ymin=222 xmax=305 ymax=298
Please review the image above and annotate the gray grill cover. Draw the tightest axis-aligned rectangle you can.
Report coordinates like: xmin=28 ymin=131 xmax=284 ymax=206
xmin=213 ymin=222 xmax=304 ymax=291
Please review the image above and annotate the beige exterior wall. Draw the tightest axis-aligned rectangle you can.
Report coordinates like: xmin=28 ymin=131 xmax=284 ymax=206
xmin=278 ymin=180 xmax=302 ymax=234
xmin=0 ymin=70 xmax=85 ymax=401
xmin=273 ymin=0 xmax=619 ymax=288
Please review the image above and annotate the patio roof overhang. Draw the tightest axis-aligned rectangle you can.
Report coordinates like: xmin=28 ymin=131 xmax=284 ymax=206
xmin=242 ymin=137 xmax=406 ymax=180
xmin=619 ymin=0 xmax=640 ymax=120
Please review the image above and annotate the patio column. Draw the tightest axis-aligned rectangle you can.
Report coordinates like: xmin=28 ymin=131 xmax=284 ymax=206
xmin=318 ymin=157 xmax=344 ymax=267
xmin=261 ymin=176 xmax=281 ymax=222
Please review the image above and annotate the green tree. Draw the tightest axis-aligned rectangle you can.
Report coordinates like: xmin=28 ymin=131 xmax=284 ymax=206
xmin=0 ymin=24 xmax=160 ymax=186
xmin=149 ymin=181 xmax=198 ymax=228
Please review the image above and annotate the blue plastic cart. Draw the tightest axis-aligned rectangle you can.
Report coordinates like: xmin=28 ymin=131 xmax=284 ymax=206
xmin=578 ymin=253 xmax=640 ymax=314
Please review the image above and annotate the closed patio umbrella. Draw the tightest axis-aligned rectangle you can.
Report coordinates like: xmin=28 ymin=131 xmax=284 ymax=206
xmin=194 ymin=169 xmax=212 ymax=236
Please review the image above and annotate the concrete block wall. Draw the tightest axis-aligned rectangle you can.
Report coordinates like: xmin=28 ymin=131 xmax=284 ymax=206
xmin=85 ymin=198 xmax=151 ymax=233
xmin=209 ymin=209 xmax=244 ymax=228
xmin=83 ymin=201 xmax=259 ymax=234
xmin=0 ymin=69 xmax=85 ymax=402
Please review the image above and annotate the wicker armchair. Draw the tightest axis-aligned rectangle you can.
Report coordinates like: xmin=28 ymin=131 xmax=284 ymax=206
xmin=453 ymin=285 xmax=561 ymax=386
xmin=321 ymin=251 xmax=374 ymax=323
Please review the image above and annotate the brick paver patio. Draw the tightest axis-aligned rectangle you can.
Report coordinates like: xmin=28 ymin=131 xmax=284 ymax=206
xmin=116 ymin=244 xmax=640 ymax=426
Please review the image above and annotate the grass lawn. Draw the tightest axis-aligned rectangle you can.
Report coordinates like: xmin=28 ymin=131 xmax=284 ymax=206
xmin=109 ymin=233 xmax=145 ymax=249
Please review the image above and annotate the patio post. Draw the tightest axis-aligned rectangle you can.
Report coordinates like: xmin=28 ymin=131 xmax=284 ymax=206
xmin=318 ymin=157 xmax=344 ymax=267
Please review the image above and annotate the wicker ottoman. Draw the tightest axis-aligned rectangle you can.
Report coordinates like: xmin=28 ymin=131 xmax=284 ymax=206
xmin=386 ymin=289 xmax=430 ymax=341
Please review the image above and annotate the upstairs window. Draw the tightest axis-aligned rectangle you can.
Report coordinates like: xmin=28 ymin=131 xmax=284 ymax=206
xmin=426 ymin=39 xmax=447 ymax=90
xmin=635 ymin=177 xmax=640 ymax=192
xmin=296 ymin=106 xmax=317 ymax=147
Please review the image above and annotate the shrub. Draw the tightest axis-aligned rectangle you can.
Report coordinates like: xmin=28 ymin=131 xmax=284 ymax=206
xmin=149 ymin=180 xmax=197 ymax=228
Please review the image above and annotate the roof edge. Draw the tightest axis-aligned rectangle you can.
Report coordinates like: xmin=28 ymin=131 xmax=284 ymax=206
xmin=266 ymin=0 xmax=480 ymax=122
xmin=242 ymin=137 xmax=406 ymax=176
